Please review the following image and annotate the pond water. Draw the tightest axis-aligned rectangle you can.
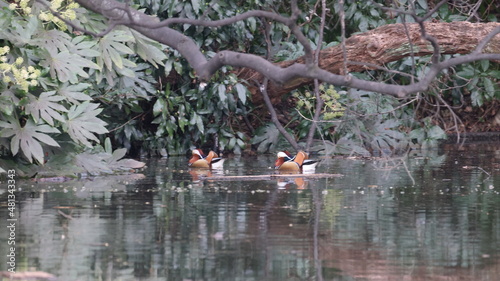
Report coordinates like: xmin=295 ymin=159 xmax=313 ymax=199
xmin=1 ymin=143 xmax=500 ymax=280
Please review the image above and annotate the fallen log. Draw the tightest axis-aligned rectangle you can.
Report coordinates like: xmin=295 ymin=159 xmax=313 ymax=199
xmin=204 ymin=173 xmax=343 ymax=181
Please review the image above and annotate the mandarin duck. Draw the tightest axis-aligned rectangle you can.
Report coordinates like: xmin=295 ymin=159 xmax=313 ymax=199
xmin=188 ymin=149 xmax=225 ymax=169
xmin=274 ymin=150 xmax=318 ymax=172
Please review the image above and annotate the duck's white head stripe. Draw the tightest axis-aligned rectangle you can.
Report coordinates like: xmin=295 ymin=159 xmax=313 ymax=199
xmin=277 ymin=151 xmax=289 ymax=158
xmin=192 ymin=149 xmax=203 ymax=157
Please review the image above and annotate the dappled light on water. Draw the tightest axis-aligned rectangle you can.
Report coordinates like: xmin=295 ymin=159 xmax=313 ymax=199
xmin=0 ymin=144 xmax=500 ymax=280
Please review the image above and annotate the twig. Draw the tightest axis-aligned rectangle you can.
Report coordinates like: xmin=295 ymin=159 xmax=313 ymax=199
xmin=400 ymin=17 xmax=416 ymax=83
xmin=257 ymin=78 xmax=299 ymax=150
xmin=339 ymin=0 xmax=348 ymax=75
xmin=108 ymin=113 xmax=144 ymax=133
xmin=401 ymin=156 xmax=415 ymax=186
xmin=306 ymin=0 xmax=328 ymax=152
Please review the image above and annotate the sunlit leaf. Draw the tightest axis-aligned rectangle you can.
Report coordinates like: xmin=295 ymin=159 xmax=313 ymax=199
xmin=75 ymin=151 xmax=113 ymax=174
xmin=246 ymin=17 xmax=256 ymax=32
xmin=104 ymin=137 xmax=113 ymax=154
xmin=471 ymin=90 xmax=482 ymax=107
xmin=0 ymin=90 xmax=17 ymax=116
xmin=173 ymin=60 xmax=183 ymax=74
xmin=190 ymin=112 xmax=204 ymax=134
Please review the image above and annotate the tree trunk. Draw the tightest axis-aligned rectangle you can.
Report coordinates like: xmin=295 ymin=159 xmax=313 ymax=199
xmin=236 ymin=22 xmax=500 ymax=104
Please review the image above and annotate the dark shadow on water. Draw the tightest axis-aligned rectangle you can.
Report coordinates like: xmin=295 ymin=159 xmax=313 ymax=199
xmin=0 ymin=143 xmax=500 ymax=280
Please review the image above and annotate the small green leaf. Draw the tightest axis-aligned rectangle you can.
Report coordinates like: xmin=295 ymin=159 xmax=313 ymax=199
xmin=482 ymin=77 xmax=495 ymax=98
xmin=196 ymin=112 xmax=205 ymax=134
xmin=218 ymin=84 xmax=227 ymax=103
xmin=109 ymin=148 xmax=127 ymax=163
xmin=246 ymin=17 xmax=256 ymax=32
xmin=427 ymin=125 xmax=446 ymax=140
xmin=104 ymin=137 xmax=112 ymax=154
xmin=471 ymin=90 xmax=483 ymax=107
xmin=235 ymin=83 xmax=247 ymax=104
xmin=416 ymin=0 xmax=428 ymax=10
xmin=173 ymin=61 xmax=183 ymax=74
xmin=191 ymin=0 xmax=200 ymax=14
xmin=228 ymin=137 xmax=236 ymax=149
xmin=480 ymin=60 xmax=489 ymax=72
xmin=456 ymin=65 xmax=475 ymax=79
xmin=153 ymin=98 xmax=166 ymax=116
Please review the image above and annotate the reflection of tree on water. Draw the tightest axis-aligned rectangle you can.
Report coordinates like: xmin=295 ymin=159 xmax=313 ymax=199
xmin=2 ymin=146 xmax=500 ymax=280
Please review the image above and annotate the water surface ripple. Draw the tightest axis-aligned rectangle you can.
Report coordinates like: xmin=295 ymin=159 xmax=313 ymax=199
xmin=1 ymin=144 xmax=499 ymax=280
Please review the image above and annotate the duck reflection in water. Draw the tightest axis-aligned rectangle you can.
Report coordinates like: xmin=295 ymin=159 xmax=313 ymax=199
xmin=277 ymin=177 xmax=308 ymax=189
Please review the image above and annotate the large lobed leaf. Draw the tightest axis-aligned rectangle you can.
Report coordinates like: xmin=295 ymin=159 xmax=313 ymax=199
xmin=25 ymin=91 xmax=68 ymax=126
xmin=0 ymin=117 xmax=60 ymax=164
xmin=1 ymin=15 xmax=38 ymax=46
xmin=64 ymin=102 xmax=108 ymax=147
xmin=130 ymin=30 xmax=167 ymax=68
xmin=43 ymin=51 xmax=100 ymax=83
xmin=32 ymin=29 xmax=72 ymax=55
xmin=95 ymin=29 xmax=136 ymax=84
xmin=57 ymin=82 xmax=93 ymax=104
xmin=116 ymin=63 xmax=157 ymax=99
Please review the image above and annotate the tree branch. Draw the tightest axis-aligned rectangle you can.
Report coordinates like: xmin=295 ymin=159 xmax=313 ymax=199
xmin=239 ymin=21 xmax=500 ymax=103
xmin=258 ymin=78 xmax=299 ymax=151
xmin=306 ymin=0 xmax=328 ymax=152
xmin=70 ymin=0 xmax=500 ymax=102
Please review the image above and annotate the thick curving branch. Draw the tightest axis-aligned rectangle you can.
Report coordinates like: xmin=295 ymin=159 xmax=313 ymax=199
xmin=71 ymin=0 xmax=500 ymax=102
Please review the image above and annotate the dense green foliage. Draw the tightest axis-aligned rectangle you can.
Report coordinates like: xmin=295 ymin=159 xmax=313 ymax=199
xmin=0 ymin=0 xmax=498 ymax=175
xmin=0 ymin=0 xmax=161 ymax=175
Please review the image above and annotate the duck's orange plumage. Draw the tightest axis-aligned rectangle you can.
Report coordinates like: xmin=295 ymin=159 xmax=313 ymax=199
xmin=275 ymin=150 xmax=317 ymax=172
xmin=188 ymin=149 xmax=224 ymax=169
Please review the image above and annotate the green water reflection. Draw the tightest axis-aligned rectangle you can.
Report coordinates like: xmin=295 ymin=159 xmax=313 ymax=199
xmin=1 ymin=143 xmax=500 ymax=280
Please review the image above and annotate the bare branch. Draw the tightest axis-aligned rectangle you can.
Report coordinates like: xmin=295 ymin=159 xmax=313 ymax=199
xmin=68 ymin=0 xmax=500 ymax=101
xmin=339 ymin=0 xmax=348 ymax=75
xmin=474 ymin=26 xmax=500 ymax=54
xmin=258 ymin=78 xmax=299 ymax=151
xmin=306 ymin=0 xmax=328 ymax=152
